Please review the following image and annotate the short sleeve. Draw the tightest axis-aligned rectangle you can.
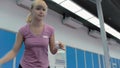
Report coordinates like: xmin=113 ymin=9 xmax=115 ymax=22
xmin=45 ymin=24 xmax=55 ymax=37
xmin=19 ymin=27 xmax=24 ymax=36
xmin=49 ymin=26 xmax=55 ymax=37
xmin=18 ymin=24 xmax=28 ymax=36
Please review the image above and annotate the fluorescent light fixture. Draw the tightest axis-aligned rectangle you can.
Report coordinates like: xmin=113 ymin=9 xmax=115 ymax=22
xmin=104 ymin=24 xmax=120 ymax=39
xmin=88 ymin=17 xmax=100 ymax=27
xmin=52 ymin=0 xmax=120 ymax=40
xmin=51 ymin=0 xmax=65 ymax=4
xmin=60 ymin=0 xmax=82 ymax=13
xmin=104 ymin=24 xmax=112 ymax=31
xmin=75 ymin=9 xmax=94 ymax=20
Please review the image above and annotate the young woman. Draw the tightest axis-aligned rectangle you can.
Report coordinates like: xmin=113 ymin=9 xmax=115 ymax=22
xmin=0 ymin=0 xmax=64 ymax=68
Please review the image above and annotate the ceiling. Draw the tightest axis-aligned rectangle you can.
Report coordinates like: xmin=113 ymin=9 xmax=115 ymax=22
xmin=72 ymin=0 xmax=120 ymax=32
xmin=45 ymin=0 xmax=120 ymax=42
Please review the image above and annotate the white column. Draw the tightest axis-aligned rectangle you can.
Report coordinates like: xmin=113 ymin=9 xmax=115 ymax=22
xmin=96 ymin=0 xmax=111 ymax=68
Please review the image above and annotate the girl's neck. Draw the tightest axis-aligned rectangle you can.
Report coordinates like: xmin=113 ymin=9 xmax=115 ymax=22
xmin=31 ymin=19 xmax=44 ymax=27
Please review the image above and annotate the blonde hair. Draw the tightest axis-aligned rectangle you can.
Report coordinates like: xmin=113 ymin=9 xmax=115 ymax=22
xmin=26 ymin=0 xmax=48 ymax=23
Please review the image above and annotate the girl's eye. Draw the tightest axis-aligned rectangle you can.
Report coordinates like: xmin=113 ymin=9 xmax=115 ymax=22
xmin=35 ymin=6 xmax=46 ymax=11
xmin=43 ymin=8 xmax=46 ymax=11
xmin=36 ymin=7 xmax=41 ymax=10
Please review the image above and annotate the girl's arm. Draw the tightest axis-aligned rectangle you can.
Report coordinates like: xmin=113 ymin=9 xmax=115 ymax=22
xmin=0 ymin=31 xmax=23 ymax=64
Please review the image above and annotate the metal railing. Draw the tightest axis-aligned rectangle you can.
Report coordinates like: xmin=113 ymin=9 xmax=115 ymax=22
xmin=13 ymin=57 xmax=16 ymax=68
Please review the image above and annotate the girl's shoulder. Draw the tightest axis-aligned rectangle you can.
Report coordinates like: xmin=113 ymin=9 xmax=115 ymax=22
xmin=18 ymin=24 xmax=29 ymax=35
xmin=45 ymin=23 xmax=54 ymax=31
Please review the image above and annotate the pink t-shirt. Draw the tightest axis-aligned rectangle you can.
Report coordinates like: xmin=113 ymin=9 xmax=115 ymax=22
xmin=19 ymin=23 xmax=54 ymax=68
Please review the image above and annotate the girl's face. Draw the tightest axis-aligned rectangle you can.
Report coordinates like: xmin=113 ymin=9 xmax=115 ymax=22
xmin=31 ymin=1 xmax=47 ymax=21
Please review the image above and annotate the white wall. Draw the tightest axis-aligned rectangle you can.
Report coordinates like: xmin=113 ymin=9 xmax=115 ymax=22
xmin=0 ymin=0 xmax=29 ymax=32
xmin=0 ymin=0 xmax=120 ymax=66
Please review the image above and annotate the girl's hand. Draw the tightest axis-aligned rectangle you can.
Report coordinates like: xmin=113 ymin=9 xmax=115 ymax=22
xmin=56 ymin=41 xmax=65 ymax=50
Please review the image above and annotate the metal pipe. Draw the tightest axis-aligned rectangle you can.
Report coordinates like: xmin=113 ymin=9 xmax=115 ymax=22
xmin=13 ymin=57 xmax=16 ymax=68
xmin=96 ymin=0 xmax=111 ymax=68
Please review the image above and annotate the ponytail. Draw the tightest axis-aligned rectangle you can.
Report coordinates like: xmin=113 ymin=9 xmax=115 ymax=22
xmin=26 ymin=13 xmax=32 ymax=23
